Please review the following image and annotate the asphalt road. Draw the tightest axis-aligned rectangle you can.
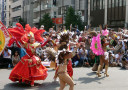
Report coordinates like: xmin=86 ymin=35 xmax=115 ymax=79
xmin=0 ymin=67 xmax=128 ymax=90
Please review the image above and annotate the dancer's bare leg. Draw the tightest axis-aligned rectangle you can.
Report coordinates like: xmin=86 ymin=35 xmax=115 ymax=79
xmin=97 ymin=56 xmax=104 ymax=77
xmin=59 ymin=73 xmax=74 ymax=90
xmin=104 ymin=59 xmax=109 ymax=77
xmin=59 ymin=78 xmax=66 ymax=90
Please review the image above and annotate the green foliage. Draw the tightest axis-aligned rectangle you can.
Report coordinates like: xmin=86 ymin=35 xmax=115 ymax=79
xmin=65 ymin=7 xmax=77 ymax=29
xmin=65 ymin=6 xmax=84 ymax=31
xmin=39 ymin=13 xmax=54 ymax=31
xmin=18 ymin=18 xmax=26 ymax=28
xmin=76 ymin=13 xmax=84 ymax=31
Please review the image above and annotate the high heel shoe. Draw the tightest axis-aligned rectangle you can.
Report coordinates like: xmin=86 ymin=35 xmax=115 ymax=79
xmin=104 ymin=73 xmax=109 ymax=77
xmin=96 ymin=73 xmax=101 ymax=77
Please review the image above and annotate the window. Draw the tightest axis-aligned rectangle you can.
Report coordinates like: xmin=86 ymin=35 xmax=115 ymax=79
xmin=5 ymin=6 xmax=6 ymax=10
xmin=13 ymin=0 xmax=18 ymax=3
xmin=112 ymin=0 xmax=115 ymax=7
xmin=26 ymin=0 xmax=29 ymax=5
xmin=119 ymin=0 xmax=122 ymax=6
xmin=5 ymin=14 xmax=6 ymax=18
xmin=91 ymin=0 xmax=94 ymax=11
xmin=123 ymin=0 xmax=126 ymax=6
xmin=115 ymin=0 xmax=119 ymax=7
xmin=100 ymin=0 xmax=102 ymax=9
xmin=108 ymin=0 xmax=111 ymax=8
xmin=54 ymin=12 xmax=56 ymax=18
xmin=97 ymin=0 xmax=100 ymax=9
xmin=94 ymin=0 xmax=96 ymax=10
xmin=103 ymin=0 xmax=105 ymax=9
xmin=12 ymin=16 xmax=21 ymax=22
xmin=58 ymin=7 xmax=62 ymax=15
xmin=71 ymin=0 xmax=74 ymax=4
xmin=12 ymin=5 xmax=21 ymax=12
xmin=9 ymin=5 xmax=11 ymax=8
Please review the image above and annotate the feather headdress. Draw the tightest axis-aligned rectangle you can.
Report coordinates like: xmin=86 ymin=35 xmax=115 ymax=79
xmin=8 ymin=23 xmax=45 ymax=46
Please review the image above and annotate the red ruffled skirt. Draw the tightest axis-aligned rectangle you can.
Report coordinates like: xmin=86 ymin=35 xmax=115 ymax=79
xmin=67 ymin=60 xmax=73 ymax=77
xmin=9 ymin=55 xmax=48 ymax=84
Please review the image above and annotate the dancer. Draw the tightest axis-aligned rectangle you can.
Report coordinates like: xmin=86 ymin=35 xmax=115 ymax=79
xmin=51 ymin=32 xmax=79 ymax=90
xmin=54 ymin=44 xmax=79 ymax=90
xmin=97 ymin=36 xmax=110 ymax=77
xmin=9 ymin=23 xmax=49 ymax=86
xmin=52 ymin=32 xmax=74 ymax=78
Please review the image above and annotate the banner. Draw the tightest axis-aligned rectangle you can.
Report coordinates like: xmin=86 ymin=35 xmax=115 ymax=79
xmin=52 ymin=17 xmax=62 ymax=24
xmin=0 ymin=21 xmax=10 ymax=55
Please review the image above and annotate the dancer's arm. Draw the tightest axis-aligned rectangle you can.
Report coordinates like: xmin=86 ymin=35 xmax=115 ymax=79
xmin=36 ymin=37 xmax=50 ymax=48
xmin=64 ymin=44 xmax=79 ymax=59
xmin=54 ymin=66 xmax=59 ymax=80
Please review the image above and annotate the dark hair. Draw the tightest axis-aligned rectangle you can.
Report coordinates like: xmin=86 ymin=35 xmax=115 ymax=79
xmin=14 ymin=51 xmax=19 ymax=56
xmin=101 ymin=38 xmax=105 ymax=46
xmin=58 ymin=43 xmax=68 ymax=50
xmin=58 ymin=51 xmax=70 ymax=64
xmin=59 ymin=33 xmax=69 ymax=44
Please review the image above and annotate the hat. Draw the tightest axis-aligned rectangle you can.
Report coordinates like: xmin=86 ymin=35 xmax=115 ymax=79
xmin=41 ymin=25 xmax=44 ymax=28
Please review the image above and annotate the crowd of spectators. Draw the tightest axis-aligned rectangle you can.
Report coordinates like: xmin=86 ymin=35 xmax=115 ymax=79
xmin=0 ymin=25 xmax=128 ymax=70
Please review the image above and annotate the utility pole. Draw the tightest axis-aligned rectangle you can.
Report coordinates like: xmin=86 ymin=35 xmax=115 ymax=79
xmin=62 ymin=0 xmax=64 ymax=28
xmin=79 ymin=0 xmax=80 ymax=11
xmin=23 ymin=0 xmax=24 ymax=20
xmin=40 ymin=0 xmax=41 ymax=22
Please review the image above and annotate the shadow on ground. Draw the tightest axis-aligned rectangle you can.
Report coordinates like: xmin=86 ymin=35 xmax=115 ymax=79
xmin=77 ymin=77 xmax=104 ymax=84
xmin=86 ymin=72 xmax=96 ymax=76
xmin=74 ymin=72 xmax=105 ymax=84
xmin=3 ymin=82 xmax=59 ymax=90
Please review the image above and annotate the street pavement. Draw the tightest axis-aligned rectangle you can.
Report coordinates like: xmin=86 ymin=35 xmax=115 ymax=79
xmin=0 ymin=67 xmax=128 ymax=90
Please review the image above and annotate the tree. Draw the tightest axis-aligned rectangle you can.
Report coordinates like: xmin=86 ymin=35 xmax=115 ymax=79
xmin=18 ymin=18 xmax=26 ymax=28
xmin=65 ymin=7 xmax=84 ymax=31
xmin=76 ymin=13 xmax=84 ymax=31
xmin=65 ymin=6 xmax=77 ymax=29
xmin=39 ymin=13 xmax=54 ymax=31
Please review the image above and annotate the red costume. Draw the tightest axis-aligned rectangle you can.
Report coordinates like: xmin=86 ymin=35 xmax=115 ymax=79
xmin=67 ymin=60 xmax=73 ymax=77
xmin=67 ymin=45 xmax=73 ymax=77
xmin=8 ymin=23 xmax=48 ymax=86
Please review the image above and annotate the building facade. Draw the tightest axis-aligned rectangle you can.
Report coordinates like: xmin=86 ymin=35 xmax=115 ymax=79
xmin=88 ymin=0 xmax=127 ymax=28
xmin=33 ymin=0 xmax=55 ymax=26
xmin=23 ymin=0 xmax=88 ymax=28
xmin=23 ymin=0 xmax=34 ymax=27
xmin=10 ymin=0 xmax=23 ymax=27
xmin=1 ymin=0 xmax=10 ymax=27
xmin=75 ymin=0 xmax=88 ymax=24
xmin=0 ymin=1 xmax=1 ymax=21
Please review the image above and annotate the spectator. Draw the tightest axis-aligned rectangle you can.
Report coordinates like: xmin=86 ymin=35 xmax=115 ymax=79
xmin=2 ymin=47 xmax=12 ymax=68
xmin=12 ymin=51 xmax=20 ymax=66
xmin=78 ymin=45 xmax=87 ymax=66
xmin=72 ymin=52 xmax=80 ymax=67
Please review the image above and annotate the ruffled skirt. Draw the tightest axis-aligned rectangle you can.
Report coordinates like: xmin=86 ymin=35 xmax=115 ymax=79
xmin=9 ymin=55 xmax=48 ymax=84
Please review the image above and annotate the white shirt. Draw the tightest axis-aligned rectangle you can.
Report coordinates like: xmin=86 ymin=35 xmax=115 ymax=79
xmin=3 ymin=49 xmax=11 ymax=58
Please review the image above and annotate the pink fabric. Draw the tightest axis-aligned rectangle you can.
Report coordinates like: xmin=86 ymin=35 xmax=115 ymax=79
xmin=90 ymin=34 xmax=104 ymax=55
xmin=102 ymin=29 xmax=109 ymax=36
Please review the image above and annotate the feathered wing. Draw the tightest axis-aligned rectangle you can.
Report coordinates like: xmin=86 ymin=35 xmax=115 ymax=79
xmin=45 ymin=48 xmax=57 ymax=62
xmin=8 ymin=23 xmax=45 ymax=46
xmin=34 ymin=29 xmax=45 ymax=43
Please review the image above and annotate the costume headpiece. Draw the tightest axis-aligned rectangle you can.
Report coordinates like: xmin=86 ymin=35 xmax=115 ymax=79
xmin=8 ymin=23 xmax=45 ymax=46
xmin=59 ymin=32 xmax=69 ymax=44
xmin=27 ymin=31 xmax=34 ymax=39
